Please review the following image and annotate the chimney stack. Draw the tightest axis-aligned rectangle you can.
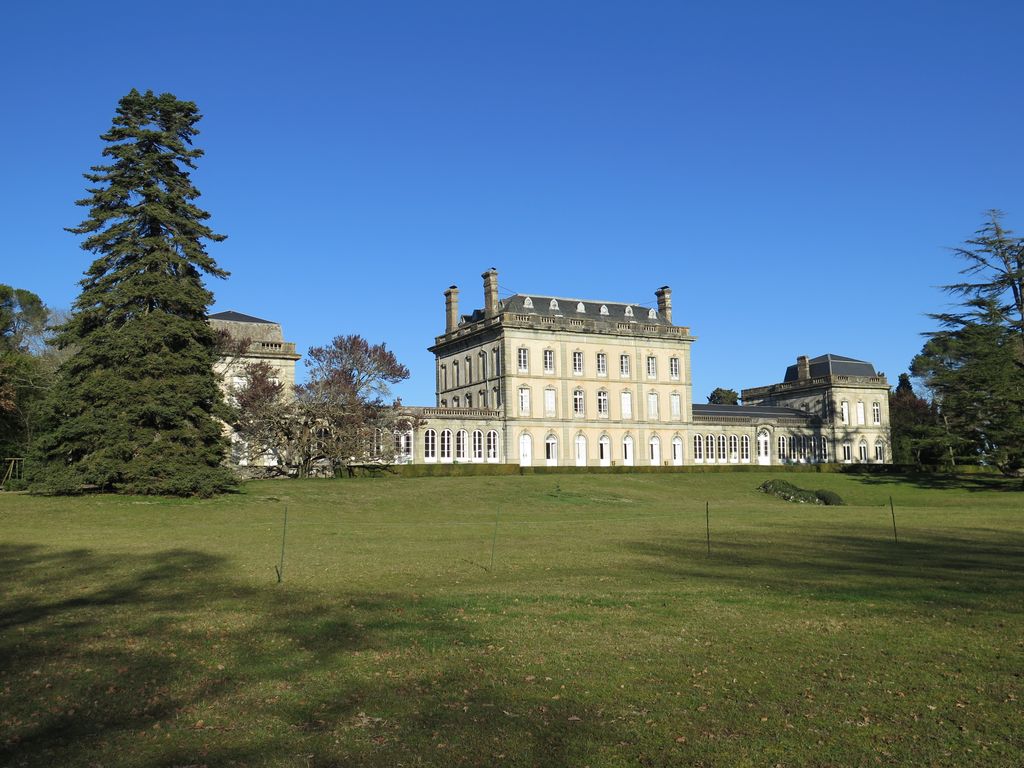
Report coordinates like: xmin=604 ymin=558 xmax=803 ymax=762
xmin=655 ymin=286 xmax=672 ymax=323
xmin=444 ymin=285 xmax=459 ymax=334
xmin=482 ymin=268 xmax=499 ymax=319
xmin=797 ymin=355 xmax=810 ymax=380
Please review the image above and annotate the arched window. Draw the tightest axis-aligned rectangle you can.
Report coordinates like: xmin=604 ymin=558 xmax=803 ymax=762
xmin=424 ymin=429 xmax=437 ymax=461
xmin=649 ymin=435 xmax=661 ymax=465
xmin=858 ymin=440 xmax=869 ymax=462
xmin=872 ymin=401 xmax=881 ymax=425
xmin=718 ymin=435 xmax=727 ymax=461
xmin=453 ymin=395 xmax=460 ymax=407
xmin=456 ymin=430 xmax=468 ymax=460
xmin=672 ymin=436 xmax=683 ymax=465
xmin=599 ymin=435 xmax=611 ymax=466
xmin=472 ymin=430 xmax=483 ymax=460
xmin=706 ymin=434 xmax=716 ymax=462
xmin=576 ymin=302 xmax=586 ymax=313
xmin=820 ymin=438 xmax=828 ymax=462
xmin=728 ymin=435 xmax=738 ymax=462
xmin=597 ymin=390 xmax=609 ymax=417
xmin=545 ymin=435 xmax=558 ymax=466
xmin=874 ymin=440 xmax=885 ymax=462
xmin=440 ymin=429 xmax=452 ymax=460
xmin=465 ymin=355 xmax=472 ymax=384
xmin=549 ymin=298 xmax=559 ymax=310
xmin=486 ymin=430 xmax=499 ymax=461
xmin=453 ymin=360 xmax=460 ymax=387
xmin=575 ymin=434 xmax=587 ymax=466
xmin=693 ymin=434 xmax=704 ymax=462
xmin=492 ymin=347 xmax=500 ymax=376
xmin=523 ymin=296 xmax=534 ymax=309
xmin=600 ymin=304 xmax=609 ymax=315
xmin=842 ymin=442 xmax=852 ymax=462
xmin=741 ymin=435 xmax=750 ymax=462
xmin=465 ymin=393 xmax=472 ymax=408
xmin=573 ymin=388 xmax=585 ymax=416
xmin=777 ymin=435 xmax=787 ymax=460
xmin=648 ymin=308 xmax=657 ymax=319
xmin=622 ymin=435 xmax=634 ymax=466
xmin=757 ymin=430 xmax=770 ymax=463
xmin=479 ymin=350 xmax=487 ymax=380
xmin=624 ymin=306 xmax=634 ymax=317
xmin=440 ymin=398 xmax=447 ymax=408
xmin=519 ymin=387 xmax=531 ymax=416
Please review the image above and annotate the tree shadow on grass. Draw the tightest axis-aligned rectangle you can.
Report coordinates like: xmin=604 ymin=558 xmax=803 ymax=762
xmin=625 ymin=529 xmax=1024 ymax=615
xmin=0 ymin=544 xmax=631 ymax=768
xmin=843 ymin=469 xmax=1024 ymax=493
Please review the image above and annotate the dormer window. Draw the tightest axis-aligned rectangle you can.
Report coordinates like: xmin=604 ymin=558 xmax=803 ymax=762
xmin=576 ymin=302 xmax=585 ymax=313
xmin=549 ymin=298 xmax=559 ymax=310
xmin=523 ymin=296 xmax=534 ymax=309
xmin=600 ymin=305 xmax=609 ymax=315
xmin=624 ymin=306 xmax=634 ymax=317
xmin=648 ymin=308 xmax=657 ymax=319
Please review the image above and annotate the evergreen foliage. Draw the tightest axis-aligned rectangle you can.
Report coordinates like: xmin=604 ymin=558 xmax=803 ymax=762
xmin=911 ymin=212 xmax=1024 ymax=476
xmin=888 ymin=373 xmax=947 ymax=467
xmin=707 ymin=387 xmax=739 ymax=405
xmin=32 ymin=90 xmax=234 ymax=496
xmin=1 ymin=285 xmax=51 ymax=457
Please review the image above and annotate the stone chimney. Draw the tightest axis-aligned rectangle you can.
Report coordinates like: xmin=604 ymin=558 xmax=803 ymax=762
xmin=444 ymin=285 xmax=459 ymax=334
xmin=797 ymin=355 xmax=810 ymax=380
xmin=482 ymin=268 xmax=499 ymax=319
xmin=655 ymin=286 xmax=672 ymax=323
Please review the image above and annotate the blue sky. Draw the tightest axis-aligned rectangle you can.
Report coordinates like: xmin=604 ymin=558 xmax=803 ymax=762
xmin=3 ymin=1 xmax=1023 ymax=405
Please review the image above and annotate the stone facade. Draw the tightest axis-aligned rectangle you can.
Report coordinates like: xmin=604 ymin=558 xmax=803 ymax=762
xmin=208 ymin=311 xmax=301 ymax=396
xmin=408 ymin=270 xmax=892 ymax=467
xmin=214 ymin=274 xmax=892 ymax=469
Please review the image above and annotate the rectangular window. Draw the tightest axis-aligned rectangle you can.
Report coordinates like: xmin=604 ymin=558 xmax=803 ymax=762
xmin=821 ymin=439 xmax=828 ymax=462
xmin=473 ymin=431 xmax=483 ymax=460
xmin=596 ymin=353 xmax=607 ymax=376
xmin=621 ymin=391 xmax=633 ymax=419
xmin=646 ymin=356 xmax=657 ymax=378
xmin=840 ymin=401 xmax=849 ymax=424
xmin=872 ymin=401 xmax=881 ymax=425
xmin=647 ymin=392 xmax=659 ymax=419
xmin=465 ymin=356 xmax=472 ymax=384
xmin=669 ymin=357 xmax=680 ymax=380
xmin=741 ymin=435 xmax=750 ymax=461
xmin=519 ymin=387 xmax=531 ymax=415
xmin=572 ymin=351 xmax=583 ymax=375
xmin=856 ymin=401 xmax=865 ymax=426
xmin=573 ymin=389 xmax=585 ymax=416
xmin=620 ymin=354 xmax=630 ymax=377
xmin=518 ymin=348 xmax=529 ymax=372
xmin=544 ymin=388 xmax=556 ymax=417
xmin=597 ymin=390 xmax=609 ymax=416
xmin=453 ymin=360 xmax=460 ymax=387
xmin=543 ymin=349 xmax=554 ymax=373
xmin=670 ymin=393 xmax=681 ymax=419
xmin=493 ymin=348 xmax=500 ymax=376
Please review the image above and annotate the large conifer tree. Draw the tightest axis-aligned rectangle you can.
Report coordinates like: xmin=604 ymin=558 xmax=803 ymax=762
xmin=34 ymin=90 xmax=234 ymax=495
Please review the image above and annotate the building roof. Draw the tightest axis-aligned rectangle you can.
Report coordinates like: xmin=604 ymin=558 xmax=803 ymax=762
xmin=693 ymin=403 xmax=813 ymax=420
xmin=208 ymin=310 xmax=276 ymax=324
xmin=783 ymin=354 xmax=877 ymax=382
xmin=461 ymin=294 xmax=671 ymax=327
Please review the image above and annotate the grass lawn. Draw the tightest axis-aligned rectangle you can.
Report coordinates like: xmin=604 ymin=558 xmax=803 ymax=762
xmin=1 ymin=471 xmax=1021 ymax=767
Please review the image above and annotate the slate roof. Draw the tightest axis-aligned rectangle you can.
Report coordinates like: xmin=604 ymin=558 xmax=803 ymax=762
xmin=693 ymin=403 xmax=813 ymax=420
xmin=461 ymin=294 xmax=670 ymax=327
xmin=208 ymin=310 xmax=276 ymax=324
xmin=783 ymin=353 xmax=877 ymax=382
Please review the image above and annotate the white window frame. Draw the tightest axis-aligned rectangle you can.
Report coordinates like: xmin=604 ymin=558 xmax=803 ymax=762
xmin=440 ymin=429 xmax=452 ymax=461
xmin=670 ymin=393 xmax=681 ymax=419
xmin=573 ymin=388 xmax=585 ymax=416
xmin=669 ymin=357 xmax=680 ymax=380
xmin=872 ymin=401 xmax=881 ymax=425
xmin=646 ymin=356 xmax=657 ymax=379
xmin=840 ymin=400 xmax=849 ymax=424
xmin=620 ymin=390 xmax=633 ymax=419
xmin=544 ymin=387 xmax=556 ymax=417
xmin=572 ymin=351 xmax=583 ymax=375
xmin=693 ymin=434 xmax=704 ymax=462
xmin=741 ymin=435 xmax=750 ymax=462
xmin=518 ymin=386 xmax=531 ymax=416
xmin=596 ymin=352 xmax=607 ymax=376
xmin=620 ymin=354 xmax=630 ymax=377
xmin=875 ymin=441 xmax=885 ymax=462
xmin=424 ymin=429 xmax=437 ymax=461
xmin=647 ymin=392 xmax=659 ymax=419
xmin=518 ymin=347 xmax=529 ymax=372
xmin=597 ymin=389 xmax=609 ymax=417
xmin=486 ymin=430 xmax=499 ymax=462
xmin=472 ymin=430 xmax=483 ymax=461
xmin=543 ymin=349 xmax=554 ymax=374
xmin=856 ymin=401 xmax=866 ymax=426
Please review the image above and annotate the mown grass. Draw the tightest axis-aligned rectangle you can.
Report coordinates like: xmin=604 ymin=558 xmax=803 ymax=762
xmin=1 ymin=472 xmax=1021 ymax=767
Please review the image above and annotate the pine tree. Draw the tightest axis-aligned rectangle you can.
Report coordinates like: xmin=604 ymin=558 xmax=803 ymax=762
xmin=33 ymin=90 xmax=234 ymax=495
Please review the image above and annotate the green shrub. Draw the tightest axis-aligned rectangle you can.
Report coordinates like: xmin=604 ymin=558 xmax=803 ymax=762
xmin=757 ymin=479 xmax=821 ymax=504
xmin=814 ymin=489 xmax=845 ymax=506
